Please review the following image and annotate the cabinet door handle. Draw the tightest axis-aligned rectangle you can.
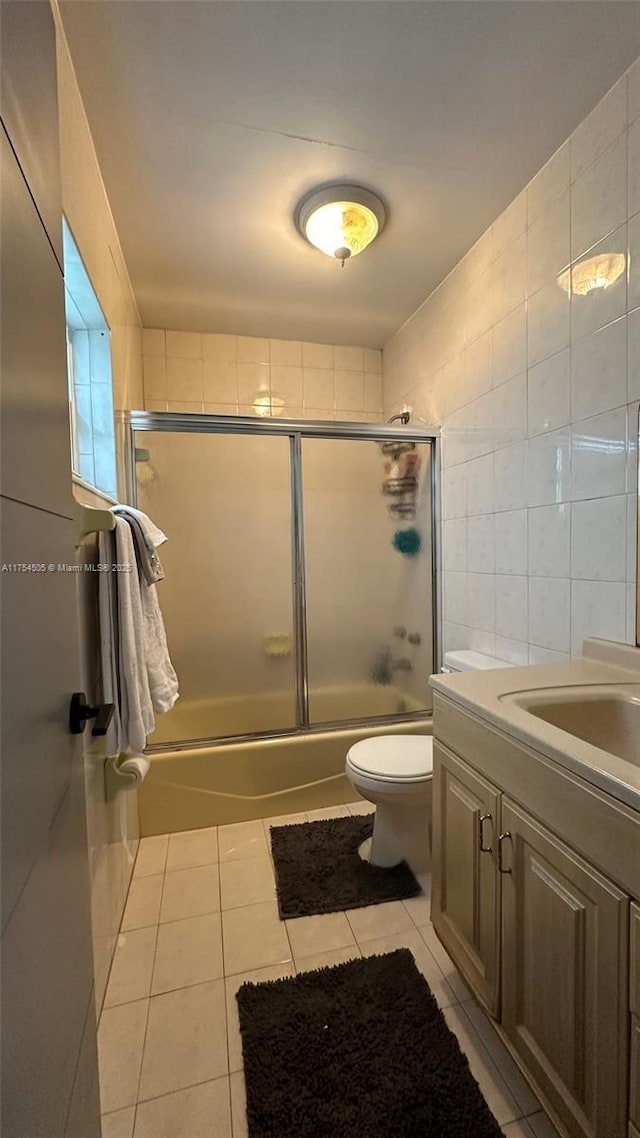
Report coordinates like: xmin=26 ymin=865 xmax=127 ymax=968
xmin=498 ymin=831 xmax=513 ymax=874
xmin=479 ymin=812 xmax=493 ymax=853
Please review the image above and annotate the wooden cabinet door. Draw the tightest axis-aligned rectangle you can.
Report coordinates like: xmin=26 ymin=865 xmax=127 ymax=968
xmin=432 ymin=742 xmax=501 ymax=1014
xmin=501 ymin=799 xmax=629 ymax=1138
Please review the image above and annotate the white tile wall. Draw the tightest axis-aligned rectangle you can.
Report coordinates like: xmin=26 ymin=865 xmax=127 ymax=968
xmin=384 ymin=59 xmax=640 ymax=661
xmin=142 ymin=332 xmax=382 ymax=422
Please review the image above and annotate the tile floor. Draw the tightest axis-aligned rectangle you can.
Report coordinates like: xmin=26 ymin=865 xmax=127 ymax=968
xmin=99 ymin=803 xmax=562 ymax=1138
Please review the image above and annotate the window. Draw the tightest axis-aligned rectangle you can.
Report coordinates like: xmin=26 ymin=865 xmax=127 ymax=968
xmin=63 ymin=220 xmax=117 ymax=498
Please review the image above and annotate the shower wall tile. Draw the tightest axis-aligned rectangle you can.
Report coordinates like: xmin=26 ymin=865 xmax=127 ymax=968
xmin=629 ymin=117 xmax=640 ymax=215
xmin=203 ymin=358 xmax=238 ymax=404
xmin=142 ymin=328 xmax=165 ymax=357
xmin=237 ymin=336 xmax=269 ymax=364
xmin=166 ymin=357 xmax=203 ymax=402
xmin=269 ymin=338 xmax=302 ymax=366
xmin=165 ymin=330 xmax=201 ymax=359
xmin=333 ymin=345 xmax=364 ymax=371
xmin=203 ymin=333 xmax=236 ymax=361
xmin=143 ymin=332 xmax=382 ymax=422
xmin=302 ymin=341 xmax=332 ymax=369
xmin=383 ymin=54 xmax=639 ymax=661
xmin=571 ymin=74 xmax=627 ymax=181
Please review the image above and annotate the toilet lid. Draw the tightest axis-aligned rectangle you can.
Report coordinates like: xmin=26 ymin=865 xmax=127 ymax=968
xmin=347 ymin=735 xmax=433 ymax=781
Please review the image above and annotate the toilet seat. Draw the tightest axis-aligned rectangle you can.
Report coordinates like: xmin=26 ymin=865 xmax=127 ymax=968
xmin=346 ymin=735 xmax=433 ymax=784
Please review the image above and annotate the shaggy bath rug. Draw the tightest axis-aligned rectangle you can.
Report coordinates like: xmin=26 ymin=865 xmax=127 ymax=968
xmin=269 ymin=814 xmax=421 ymax=919
xmin=237 ymin=949 xmax=505 ymax=1138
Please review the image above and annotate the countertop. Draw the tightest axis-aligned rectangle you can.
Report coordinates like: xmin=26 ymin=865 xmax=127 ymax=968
xmin=429 ymin=639 xmax=640 ymax=812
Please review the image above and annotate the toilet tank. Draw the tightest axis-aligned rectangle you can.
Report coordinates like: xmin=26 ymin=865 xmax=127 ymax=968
xmin=441 ymin=650 xmax=515 ymax=674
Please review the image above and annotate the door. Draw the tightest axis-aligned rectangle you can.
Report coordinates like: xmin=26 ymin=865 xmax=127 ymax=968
xmin=431 ymin=742 xmax=501 ymax=1014
xmin=301 ymin=435 xmax=433 ymax=725
xmin=135 ymin=429 xmax=297 ymax=744
xmin=501 ymin=799 xmax=629 ymax=1138
xmin=1 ymin=12 xmax=100 ymax=1132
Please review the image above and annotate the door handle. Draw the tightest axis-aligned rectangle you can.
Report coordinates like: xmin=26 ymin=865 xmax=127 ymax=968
xmin=479 ymin=812 xmax=493 ymax=853
xmin=69 ymin=692 xmax=115 ymax=737
xmin=498 ymin=831 xmax=513 ymax=874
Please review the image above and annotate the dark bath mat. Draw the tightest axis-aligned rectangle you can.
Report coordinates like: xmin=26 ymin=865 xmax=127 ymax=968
xmin=237 ymin=948 xmax=505 ymax=1138
xmin=269 ymin=814 xmax=421 ymax=919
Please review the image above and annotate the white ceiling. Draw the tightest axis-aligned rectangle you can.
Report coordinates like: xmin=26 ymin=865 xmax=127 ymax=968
xmin=60 ymin=1 xmax=640 ymax=348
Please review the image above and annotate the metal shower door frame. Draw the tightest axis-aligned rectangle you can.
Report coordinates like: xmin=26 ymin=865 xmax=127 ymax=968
xmin=119 ymin=410 xmax=441 ymax=748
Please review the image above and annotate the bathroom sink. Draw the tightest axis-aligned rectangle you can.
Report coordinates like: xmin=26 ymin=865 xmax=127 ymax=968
xmin=502 ymin=684 xmax=640 ymax=768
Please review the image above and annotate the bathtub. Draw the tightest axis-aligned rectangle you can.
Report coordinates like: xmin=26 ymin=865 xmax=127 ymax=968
xmin=140 ymin=685 xmax=431 ymax=835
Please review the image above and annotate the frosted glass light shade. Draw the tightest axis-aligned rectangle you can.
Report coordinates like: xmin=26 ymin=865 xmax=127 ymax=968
xmin=296 ymin=185 xmax=386 ymax=265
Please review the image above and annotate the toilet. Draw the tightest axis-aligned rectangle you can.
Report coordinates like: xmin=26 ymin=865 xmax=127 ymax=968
xmin=345 ymin=650 xmax=515 ymax=874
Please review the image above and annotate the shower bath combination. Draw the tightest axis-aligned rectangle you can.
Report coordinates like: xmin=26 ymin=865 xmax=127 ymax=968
xmin=121 ymin=410 xmax=440 ymax=835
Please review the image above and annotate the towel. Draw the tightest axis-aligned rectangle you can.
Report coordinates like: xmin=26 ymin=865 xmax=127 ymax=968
xmin=98 ymin=529 xmax=123 ymax=757
xmin=140 ymin=578 xmax=179 ymax=713
xmin=122 ymin=511 xmax=165 ymax=585
xmin=113 ymin=504 xmax=167 ymax=550
xmin=114 ymin=518 xmax=155 ymax=753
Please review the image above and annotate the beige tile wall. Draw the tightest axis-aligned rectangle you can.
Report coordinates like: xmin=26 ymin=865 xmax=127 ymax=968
xmin=54 ymin=3 xmax=142 ymax=1015
xmin=142 ymin=330 xmax=383 ymax=422
xmin=54 ymin=3 xmax=143 ymax=413
xmin=384 ymin=56 xmax=640 ymax=665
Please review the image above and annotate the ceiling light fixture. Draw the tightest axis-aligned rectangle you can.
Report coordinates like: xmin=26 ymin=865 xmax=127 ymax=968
xmin=296 ymin=184 xmax=386 ymax=267
xmin=557 ymin=252 xmax=626 ymax=296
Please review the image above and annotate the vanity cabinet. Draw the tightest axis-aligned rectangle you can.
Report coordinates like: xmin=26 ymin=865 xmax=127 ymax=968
xmin=501 ymin=799 xmax=628 ymax=1138
xmin=432 ymin=737 xmax=632 ymax=1138
xmin=431 ymin=744 xmax=501 ymax=1014
xmin=631 ymin=904 xmax=640 ymax=1134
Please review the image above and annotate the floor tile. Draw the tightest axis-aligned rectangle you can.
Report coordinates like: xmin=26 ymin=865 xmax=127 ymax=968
xmin=152 ymin=913 xmax=223 ymax=994
xmin=160 ymin=864 xmax=220 ymax=923
xmin=346 ymin=900 xmax=415 ymax=942
xmin=220 ymin=855 xmax=276 ymax=910
xmin=402 ymin=882 xmax=432 ymax=927
xmin=218 ymin=820 xmax=268 ymax=862
xmin=138 ymin=980 xmax=227 ymax=1101
xmin=104 ymin=927 xmax=157 ymax=1008
xmin=358 ymin=929 xmax=458 ymax=1010
xmin=222 ymin=901 xmax=292 ymax=975
xmin=346 ymin=799 xmax=375 ymax=816
xmin=294 ymin=944 xmax=361 ymax=974
xmin=229 ymin=1071 xmax=248 ymax=1138
xmin=101 ymin=1106 xmax=135 ymax=1138
xmin=305 ymin=805 xmax=351 ymax=821
xmin=262 ymin=811 xmax=308 ymax=834
xmin=133 ymin=1076 xmax=232 ymax=1138
xmin=503 ymin=1121 xmax=535 ymax=1137
xmin=121 ymin=876 xmax=163 ymax=931
xmin=166 ymin=826 xmax=218 ymax=872
xmin=463 ymin=997 xmax=541 ymax=1116
xmin=443 ymin=1002 xmax=522 ymax=1127
xmin=225 ymin=962 xmax=295 ymax=1072
xmin=97 ymin=999 xmax=148 ymax=1113
xmin=285 ymin=911 xmax=356 ymax=960
xmin=134 ymin=835 xmax=169 ymax=878
xmin=419 ymin=922 xmax=471 ymax=1002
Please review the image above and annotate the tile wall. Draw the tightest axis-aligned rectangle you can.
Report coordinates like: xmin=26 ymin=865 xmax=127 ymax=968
xmin=142 ymin=330 xmax=383 ymax=422
xmin=384 ymin=57 xmax=640 ymax=663
xmin=54 ymin=2 xmax=143 ymax=1015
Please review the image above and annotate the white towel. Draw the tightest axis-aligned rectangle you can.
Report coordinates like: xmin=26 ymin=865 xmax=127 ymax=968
xmin=113 ymin=504 xmax=167 ymax=550
xmin=98 ymin=529 xmax=122 ymax=757
xmin=115 ymin=518 xmax=155 ymax=753
xmin=141 ymin=580 xmax=179 ymax=713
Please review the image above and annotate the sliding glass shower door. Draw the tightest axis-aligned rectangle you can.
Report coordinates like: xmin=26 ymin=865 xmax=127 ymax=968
xmin=135 ymin=430 xmax=297 ymax=744
xmin=127 ymin=413 xmax=436 ymax=747
xmin=302 ymin=437 xmax=433 ymax=725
